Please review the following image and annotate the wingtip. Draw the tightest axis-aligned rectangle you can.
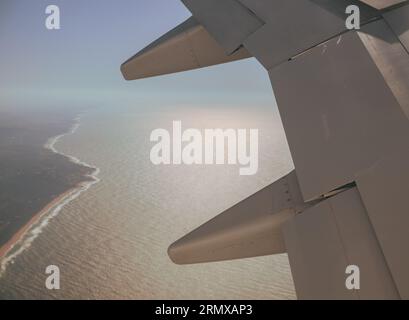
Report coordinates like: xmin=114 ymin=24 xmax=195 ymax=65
xmin=167 ymin=241 xmax=186 ymax=265
xmin=166 ymin=172 xmax=312 ymax=265
xmin=120 ymin=63 xmax=132 ymax=81
xmin=120 ymin=16 xmax=251 ymax=81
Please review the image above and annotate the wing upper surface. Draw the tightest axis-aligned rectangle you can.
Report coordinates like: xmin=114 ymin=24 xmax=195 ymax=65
xmin=121 ymin=17 xmax=251 ymax=80
xmin=121 ymin=0 xmax=409 ymax=300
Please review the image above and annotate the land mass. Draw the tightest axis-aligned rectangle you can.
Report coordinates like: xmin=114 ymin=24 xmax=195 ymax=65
xmin=0 ymin=107 xmax=94 ymax=255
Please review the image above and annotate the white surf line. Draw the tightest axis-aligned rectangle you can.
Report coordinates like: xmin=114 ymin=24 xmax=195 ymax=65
xmin=0 ymin=114 xmax=101 ymax=277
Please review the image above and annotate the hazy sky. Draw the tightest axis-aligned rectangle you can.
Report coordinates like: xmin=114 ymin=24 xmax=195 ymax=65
xmin=0 ymin=0 xmax=275 ymax=109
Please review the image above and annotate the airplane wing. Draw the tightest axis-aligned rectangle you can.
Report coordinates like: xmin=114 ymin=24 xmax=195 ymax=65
xmin=121 ymin=0 xmax=409 ymax=300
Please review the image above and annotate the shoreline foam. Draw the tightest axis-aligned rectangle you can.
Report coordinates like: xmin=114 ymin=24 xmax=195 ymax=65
xmin=0 ymin=114 xmax=100 ymax=276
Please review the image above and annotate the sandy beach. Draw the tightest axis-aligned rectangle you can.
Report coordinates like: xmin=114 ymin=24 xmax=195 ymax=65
xmin=0 ymin=187 xmax=79 ymax=261
xmin=0 ymin=109 xmax=100 ymax=276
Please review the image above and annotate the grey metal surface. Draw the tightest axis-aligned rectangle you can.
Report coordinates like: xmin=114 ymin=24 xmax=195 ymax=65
xmin=121 ymin=0 xmax=409 ymax=300
xmin=356 ymin=152 xmax=409 ymax=299
xmin=181 ymin=0 xmax=263 ymax=54
xmin=168 ymin=171 xmax=309 ymax=264
xmin=121 ymin=17 xmax=251 ymax=80
xmin=310 ymin=0 xmax=380 ymax=20
xmin=269 ymin=30 xmax=409 ymax=201
xmin=359 ymin=0 xmax=407 ymax=9
xmin=241 ymin=0 xmax=379 ymax=69
xmin=238 ymin=0 xmax=378 ymax=24
xmin=358 ymin=20 xmax=409 ymax=119
xmin=283 ymin=194 xmax=357 ymax=300
xmin=329 ymin=188 xmax=400 ymax=299
xmin=384 ymin=2 xmax=409 ymax=51
xmin=284 ymin=187 xmax=400 ymax=299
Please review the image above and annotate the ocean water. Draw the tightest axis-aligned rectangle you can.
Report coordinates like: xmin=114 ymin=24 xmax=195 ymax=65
xmin=0 ymin=104 xmax=296 ymax=299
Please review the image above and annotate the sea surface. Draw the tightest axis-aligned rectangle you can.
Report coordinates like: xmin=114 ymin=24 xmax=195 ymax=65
xmin=0 ymin=104 xmax=296 ymax=299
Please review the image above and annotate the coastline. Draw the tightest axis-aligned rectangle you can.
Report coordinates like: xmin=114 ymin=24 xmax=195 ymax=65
xmin=0 ymin=187 xmax=78 ymax=260
xmin=0 ymin=114 xmax=100 ymax=276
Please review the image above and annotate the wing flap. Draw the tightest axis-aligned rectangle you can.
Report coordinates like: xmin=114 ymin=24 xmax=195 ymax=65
xmin=181 ymin=0 xmax=264 ymax=54
xmin=356 ymin=152 xmax=409 ymax=299
xmin=283 ymin=187 xmax=400 ymax=300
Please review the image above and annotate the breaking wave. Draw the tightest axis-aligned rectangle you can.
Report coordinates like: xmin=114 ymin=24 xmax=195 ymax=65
xmin=0 ymin=114 xmax=100 ymax=276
